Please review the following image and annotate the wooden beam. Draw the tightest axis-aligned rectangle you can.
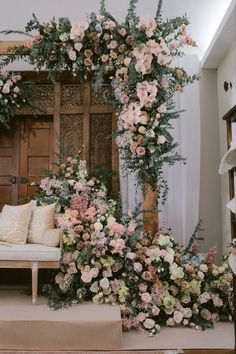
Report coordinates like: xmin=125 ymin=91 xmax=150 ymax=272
xmin=143 ymin=184 xmax=158 ymax=235
xmin=0 ymin=40 xmax=26 ymax=54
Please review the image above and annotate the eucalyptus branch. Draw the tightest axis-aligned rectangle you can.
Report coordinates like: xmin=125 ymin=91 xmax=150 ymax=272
xmin=99 ymin=0 xmax=106 ymax=15
xmin=155 ymin=0 xmax=164 ymax=21
xmin=125 ymin=0 xmax=139 ymax=28
xmin=0 ymin=30 xmax=33 ymax=38
xmin=184 ymin=219 xmax=204 ymax=255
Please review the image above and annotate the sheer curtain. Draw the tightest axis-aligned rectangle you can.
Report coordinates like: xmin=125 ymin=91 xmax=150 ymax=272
xmin=120 ymin=55 xmax=201 ymax=244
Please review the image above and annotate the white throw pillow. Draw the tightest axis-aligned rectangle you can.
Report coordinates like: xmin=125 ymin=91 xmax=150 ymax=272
xmin=42 ymin=228 xmax=62 ymax=247
xmin=0 ymin=202 xmax=33 ymax=244
xmin=28 ymin=204 xmax=56 ymax=244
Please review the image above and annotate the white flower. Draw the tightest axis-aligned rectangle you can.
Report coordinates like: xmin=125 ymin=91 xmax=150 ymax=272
xmin=198 ymin=292 xmax=210 ymax=304
xmin=94 ymin=222 xmax=103 ymax=231
xmin=199 ymin=264 xmax=208 ymax=272
xmin=143 ymin=318 xmax=155 ymax=329
xmin=145 ymin=129 xmax=155 ymax=138
xmin=138 ymin=126 xmax=146 ymax=134
xmin=157 ymin=135 xmax=166 ymax=144
xmin=100 ymin=277 xmax=110 ymax=289
xmin=183 ymin=308 xmax=192 ymax=318
xmin=59 ymin=33 xmax=69 ymax=42
xmin=166 ymin=317 xmax=175 ymax=327
xmin=170 ymin=263 xmax=184 ymax=280
xmin=134 ymin=262 xmax=143 ymax=272
xmin=173 ymin=310 xmax=184 ymax=324
xmin=124 ymin=57 xmax=131 ymax=66
xmin=157 ymin=234 xmax=172 ymax=247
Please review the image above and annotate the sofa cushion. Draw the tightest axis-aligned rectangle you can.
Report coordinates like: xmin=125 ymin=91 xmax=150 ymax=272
xmin=0 ymin=202 xmax=33 ymax=244
xmin=0 ymin=243 xmax=61 ymax=261
xmin=28 ymin=203 xmax=56 ymax=244
xmin=43 ymin=228 xmax=62 ymax=247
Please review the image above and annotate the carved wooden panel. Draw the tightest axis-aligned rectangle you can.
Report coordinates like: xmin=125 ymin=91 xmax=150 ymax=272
xmin=60 ymin=114 xmax=83 ymax=159
xmin=24 ymin=85 xmax=54 ymax=107
xmin=91 ymin=85 xmax=112 ymax=105
xmin=61 ymin=85 xmax=84 ymax=106
xmin=90 ymin=113 xmax=112 ymax=171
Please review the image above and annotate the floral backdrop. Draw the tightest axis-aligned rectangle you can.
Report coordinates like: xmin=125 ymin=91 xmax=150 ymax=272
xmin=0 ymin=0 xmax=234 ymax=336
xmin=34 ymin=155 xmax=233 ymax=335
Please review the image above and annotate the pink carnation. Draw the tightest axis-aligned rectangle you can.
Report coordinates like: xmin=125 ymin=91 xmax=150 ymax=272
xmin=109 ymin=221 xmax=124 ymax=234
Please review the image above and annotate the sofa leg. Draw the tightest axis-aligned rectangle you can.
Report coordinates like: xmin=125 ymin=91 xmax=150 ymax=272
xmin=32 ymin=262 xmax=38 ymax=305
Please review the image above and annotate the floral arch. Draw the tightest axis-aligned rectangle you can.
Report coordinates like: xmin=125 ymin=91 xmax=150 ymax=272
xmin=0 ymin=0 xmax=233 ymax=335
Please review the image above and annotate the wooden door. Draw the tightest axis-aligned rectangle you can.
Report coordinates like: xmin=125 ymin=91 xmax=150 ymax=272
xmin=0 ymin=122 xmax=20 ymax=210
xmin=18 ymin=117 xmax=54 ymax=204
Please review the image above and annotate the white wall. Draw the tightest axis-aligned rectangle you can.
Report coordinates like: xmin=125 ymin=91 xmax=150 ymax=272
xmin=217 ymin=42 xmax=236 ymax=252
xmin=199 ymin=69 xmax=222 ymax=259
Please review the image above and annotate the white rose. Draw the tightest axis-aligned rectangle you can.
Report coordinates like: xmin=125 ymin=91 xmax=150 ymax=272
xmin=100 ymin=277 xmax=110 ymax=289
xmin=183 ymin=308 xmax=192 ymax=318
xmin=140 ymin=112 xmax=148 ymax=125
xmin=124 ymin=57 xmax=131 ymax=66
xmin=94 ymin=222 xmax=103 ymax=231
xmin=173 ymin=310 xmax=184 ymax=324
xmin=198 ymin=292 xmax=210 ymax=304
xmin=145 ymin=129 xmax=155 ymax=138
xmin=157 ymin=135 xmax=166 ymax=144
xmin=166 ymin=317 xmax=175 ymax=327
xmin=143 ymin=318 xmax=155 ymax=329
xmin=197 ymin=271 xmax=204 ymax=280
xmin=138 ymin=126 xmax=146 ymax=134
xmin=218 ymin=266 xmax=225 ymax=274
xmin=199 ymin=264 xmax=208 ymax=273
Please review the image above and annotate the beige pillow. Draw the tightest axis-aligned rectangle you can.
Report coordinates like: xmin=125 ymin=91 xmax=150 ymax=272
xmin=28 ymin=204 xmax=56 ymax=244
xmin=0 ymin=202 xmax=33 ymax=244
xmin=42 ymin=228 xmax=62 ymax=247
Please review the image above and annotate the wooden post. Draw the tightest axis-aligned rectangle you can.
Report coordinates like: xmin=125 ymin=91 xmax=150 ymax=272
xmin=143 ymin=184 xmax=158 ymax=235
xmin=53 ymin=82 xmax=61 ymax=163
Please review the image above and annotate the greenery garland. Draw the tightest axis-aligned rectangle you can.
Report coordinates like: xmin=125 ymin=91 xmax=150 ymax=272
xmin=0 ymin=0 xmax=198 ymax=200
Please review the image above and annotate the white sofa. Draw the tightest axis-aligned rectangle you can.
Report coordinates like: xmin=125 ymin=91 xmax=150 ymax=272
xmin=0 ymin=203 xmax=62 ymax=304
xmin=0 ymin=243 xmax=61 ymax=304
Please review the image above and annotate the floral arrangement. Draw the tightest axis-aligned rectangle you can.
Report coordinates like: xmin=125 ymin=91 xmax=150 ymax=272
xmin=0 ymin=71 xmax=25 ymax=126
xmin=38 ymin=156 xmax=233 ymax=335
xmin=0 ymin=0 xmax=198 ymax=199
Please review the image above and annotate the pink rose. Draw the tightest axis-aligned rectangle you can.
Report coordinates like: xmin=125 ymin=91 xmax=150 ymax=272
xmin=2 ymin=84 xmax=10 ymax=94
xmin=100 ymin=277 xmax=110 ymax=289
xmin=127 ymin=223 xmax=136 ymax=233
xmin=145 ymin=258 xmax=152 ymax=265
xmin=103 ymin=33 xmax=110 ymax=41
xmin=68 ymin=50 xmax=76 ymax=61
xmin=160 ymin=249 xmax=168 ymax=257
xmin=173 ymin=311 xmax=184 ymax=324
xmin=85 ymin=206 xmax=96 ymax=217
xmin=136 ymin=146 xmax=146 ymax=156
xmin=146 ymin=248 xmax=153 ymax=257
xmin=136 ymin=312 xmax=147 ymax=322
xmin=70 ymin=209 xmax=79 ymax=218
xmin=74 ymin=42 xmax=83 ymax=51
xmin=130 ymin=142 xmax=138 ymax=154
xmin=114 ymin=238 xmax=126 ymax=253
xmin=101 ymin=54 xmax=109 ymax=62
xmin=119 ymin=28 xmax=126 ymax=36
xmin=157 ymin=104 xmax=167 ymax=113
xmin=108 ymin=40 xmax=118 ymax=49
xmin=141 ymin=292 xmax=152 ymax=303
xmin=142 ymin=271 xmax=152 ymax=280
xmin=81 ymin=269 xmax=93 ymax=283
xmin=139 ymin=283 xmax=147 ymax=292
xmin=107 ymin=20 xmax=116 ymax=29
xmin=109 ymin=222 xmax=124 ymax=234
xmin=126 ymin=252 xmax=136 ymax=260
xmin=110 ymin=50 xmax=117 ymax=59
